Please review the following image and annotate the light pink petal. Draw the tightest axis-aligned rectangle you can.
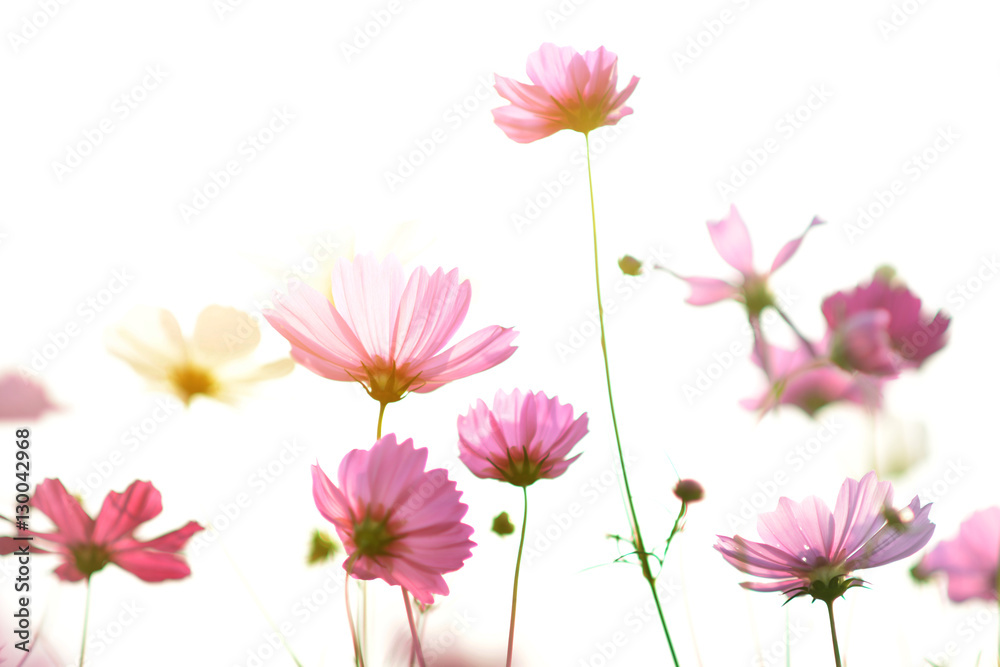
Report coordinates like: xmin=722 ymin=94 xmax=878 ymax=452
xmin=491 ymin=106 xmax=565 ymax=143
xmin=850 ymin=496 xmax=934 ymax=569
xmin=707 ymin=205 xmax=755 ymax=277
xmin=770 ymin=216 xmax=825 ymax=274
xmin=393 ymin=268 xmax=470 ymax=366
xmin=0 ymin=373 xmax=60 ymax=420
xmin=410 ymin=326 xmax=518 ymax=392
xmin=678 ymin=275 xmax=738 ymax=306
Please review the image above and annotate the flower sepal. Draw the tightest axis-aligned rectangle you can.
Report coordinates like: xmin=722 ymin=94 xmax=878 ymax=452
xmin=786 ymin=575 xmax=867 ymax=605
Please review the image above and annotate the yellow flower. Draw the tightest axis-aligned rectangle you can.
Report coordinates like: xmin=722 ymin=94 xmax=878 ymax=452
xmin=106 ymin=305 xmax=294 ymax=406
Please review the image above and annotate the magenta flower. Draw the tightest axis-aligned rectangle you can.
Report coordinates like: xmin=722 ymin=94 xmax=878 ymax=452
xmin=0 ymin=372 xmax=59 ymax=421
xmin=264 ymin=254 xmax=518 ymax=404
xmin=492 ymin=43 xmax=639 ymax=143
xmin=0 ymin=479 xmax=203 ymax=582
xmin=672 ymin=205 xmax=824 ymax=314
xmin=457 ymin=389 xmax=587 ymax=486
xmin=823 ymin=271 xmax=950 ymax=376
xmin=716 ymin=471 xmax=934 ymax=602
xmin=741 ymin=339 xmax=882 ymax=417
xmin=312 ymin=434 xmax=475 ymax=604
xmin=918 ymin=507 xmax=1000 ymax=602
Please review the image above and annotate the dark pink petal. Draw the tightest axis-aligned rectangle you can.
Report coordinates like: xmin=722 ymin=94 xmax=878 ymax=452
xmin=113 ymin=549 xmax=192 ymax=582
xmin=121 ymin=521 xmax=204 ymax=553
xmin=92 ymin=481 xmax=163 ymax=545
xmin=30 ymin=479 xmax=94 ymax=545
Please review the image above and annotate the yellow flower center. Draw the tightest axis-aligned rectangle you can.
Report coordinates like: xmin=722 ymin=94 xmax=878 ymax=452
xmin=168 ymin=363 xmax=219 ymax=405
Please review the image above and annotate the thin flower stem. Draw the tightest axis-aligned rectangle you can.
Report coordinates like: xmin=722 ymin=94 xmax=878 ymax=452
xmin=506 ymin=487 xmax=529 ymax=667
xmin=364 ymin=401 xmax=388 ymax=660
xmin=402 ymin=588 xmax=426 ymax=667
xmin=749 ymin=314 xmax=772 ymax=381
xmin=79 ymin=577 xmax=92 ymax=667
xmin=377 ymin=401 xmax=387 ymax=439
xmin=344 ymin=556 xmax=365 ymax=667
xmin=825 ymin=600 xmax=843 ymax=667
xmin=773 ymin=305 xmax=818 ymax=358
xmin=584 ymin=133 xmax=680 ymax=667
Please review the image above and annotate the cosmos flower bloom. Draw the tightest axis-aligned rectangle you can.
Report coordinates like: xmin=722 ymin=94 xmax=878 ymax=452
xmin=492 ymin=43 xmax=639 ymax=143
xmin=716 ymin=471 xmax=934 ymax=602
xmin=917 ymin=507 xmax=1000 ymax=602
xmin=457 ymin=389 xmax=587 ymax=486
xmin=264 ymin=254 xmax=518 ymax=404
xmin=0 ymin=372 xmax=59 ymax=420
xmin=312 ymin=434 xmax=475 ymax=604
xmin=670 ymin=206 xmax=824 ymax=315
xmin=741 ymin=338 xmax=882 ymax=417
xmin=823 ymin=271 xmax=950 ymax=376
xmin=0 ymin=479 xmax=203 ymax=582
xmin=106 ymin=305 xmax=294 ymax=406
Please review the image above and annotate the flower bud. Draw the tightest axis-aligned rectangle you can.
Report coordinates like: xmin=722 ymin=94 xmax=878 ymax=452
xmin=618 ymin=255 xmax=643 ymax=276
xmin=673 ymin=479 xmax=704 ymax=503
xmin=492 ymin=511 xmax=515 ymax=536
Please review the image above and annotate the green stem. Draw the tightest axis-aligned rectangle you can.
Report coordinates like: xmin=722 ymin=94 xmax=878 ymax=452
xmin=402 ymin=588 xmax=426 ymax=667
xmin=826 ymin=600 xmax=843 ymax=667
xmin=79 ymin=577 xmax=92 ymax=667
xmin=506 ymin=487 xmax=529 ymax=667
xmin=344 ymin=555 xmax=365 ymax=667
xmin=584 ymin=133 xmax=680 ymax=666
xmin=377 ymin=401 xmax=387 ymax=439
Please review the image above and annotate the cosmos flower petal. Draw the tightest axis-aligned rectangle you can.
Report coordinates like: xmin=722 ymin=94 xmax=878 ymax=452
xmin=920 ymin=507 xmax=1000 ymax=602
xmin=770 ymin=216 xmax=825 ymax=274
xmin=92 ymin=480 xmax=163 ymax=545
xmin=30 ymin=479 xmax=93 ymax=545
xmin=706 ymin=205 xmax=754 ymax=277
xmin=190 ymin=305 xmax=261 ymax=364
xmin=112 ymin=549 xmax=193 ymax=582
xmin=0 ymin=373 xmax=60 ymax=421
xmin=409 ymin=326 xmax=518 ymax=393
xmin=851 ymin=497 xmax=934 ymax=569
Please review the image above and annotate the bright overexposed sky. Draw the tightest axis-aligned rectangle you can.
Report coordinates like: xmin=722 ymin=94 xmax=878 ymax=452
xmin=2 ymin=0 xmax=999 ymax=665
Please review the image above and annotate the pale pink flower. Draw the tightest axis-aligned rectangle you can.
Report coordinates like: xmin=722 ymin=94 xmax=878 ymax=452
xmin=918 ymin=507 xmax=1000 ymax=602
xmin=0 ymin=372 xmax=59 ymax=420
xmin=492 ymin=43 xmax=639 ymax=143
xmin=823 ymin=272 xmax=950 ymax=376
xmin=0 ymin=479 xmax=203 ymax=582
xmin=312 ymin=434 xmax=475 ymax=604
xmin=671 ymin=206 xmax=824 ymax=314
xmin=457 ymin=389 xmax=587 ymax=486
xmin=741 ymin=338 xmax=882 ymax=417
xmin=716 ymin=471 xmax=934 ymax=602
xmin=264 ymin=254 xmax=518 ymax=404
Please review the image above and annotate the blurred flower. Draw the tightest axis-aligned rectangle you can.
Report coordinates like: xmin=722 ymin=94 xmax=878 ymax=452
xmin=106 ymin=305 xmax=294 ymax=406
xmin=312 ymin=434 xmax=475 ymax=604
xmin=741 ymin=338 xmax=882 ymax=417
xmin=823 ymin=271 xmax=950 ymax=376
xmin=0 ymin=372 xmax=59 ymax=420
xmin=492 ymin=43 xmax=639 ymax=143
xmin=669 ymin=206 xmax=823 ymax=315
xmin=918 ymin=507 xmax=1000 ymax=602
xmin=716 ymin=471 xmax=934 ymax=602
xmin=307 ymin=528 xmax=339 ymax=566
xmin=618 ymin=255 xmax=642 ymax=276
xmin=458 ymin=389 xmax=587 ymax=487
xmin=673 ymin=479 xmax=704 ymax=503
xmin=0 ymin=479 xmax=203 ymax=582
xmin=492 ymin=511 xmax=516 ymax=536
xmin=264 ymin=254 xmax=517 ymax=404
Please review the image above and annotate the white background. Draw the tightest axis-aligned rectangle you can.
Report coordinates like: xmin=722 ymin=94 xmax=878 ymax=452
xmin=2 ymin=0 xmax=999 ymax=665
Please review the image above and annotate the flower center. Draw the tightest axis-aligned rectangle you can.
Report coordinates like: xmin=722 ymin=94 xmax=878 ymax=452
xmin=741 ymin=276 xmax=774 ymax=317
xmin=496 ymin=448 xmax=548 ymax=487
xmin=168 ymin=364 xmax=218 ymax=404
xmin=352 ymin=515 xmax=397 ymax=558
xmin=363 ymin=357 xmax=418 ymax=404
xmin=71 ymin=543 xmax=111 ymax=577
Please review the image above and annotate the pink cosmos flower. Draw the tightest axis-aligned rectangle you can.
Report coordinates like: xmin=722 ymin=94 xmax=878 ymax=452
xmin=492 ymin=43 xmax=639 ymax=143
xmin=716 ymin=471 xmax=934 ymax=602
xmin=312 ymin=434 xmax=475 ymax=604
xmin=457 ymin=389 xmax=587 ymax=486
xmin=671 ymin=206 xmax=824 ymax=314
xmin=0 ymin=479 xmax=203 ymax=582
xmin=264 ymin=254 xmax=518 ymax=404
xmin=0 ymin=372 xmax=59 ymax=420
xmin=917 ymin=507 xmax=1000 ymax=602
xmin=822 ymin=271 xmax=950 ymax=376
xmin=741 ymin=338 xmax=882 ymax=417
